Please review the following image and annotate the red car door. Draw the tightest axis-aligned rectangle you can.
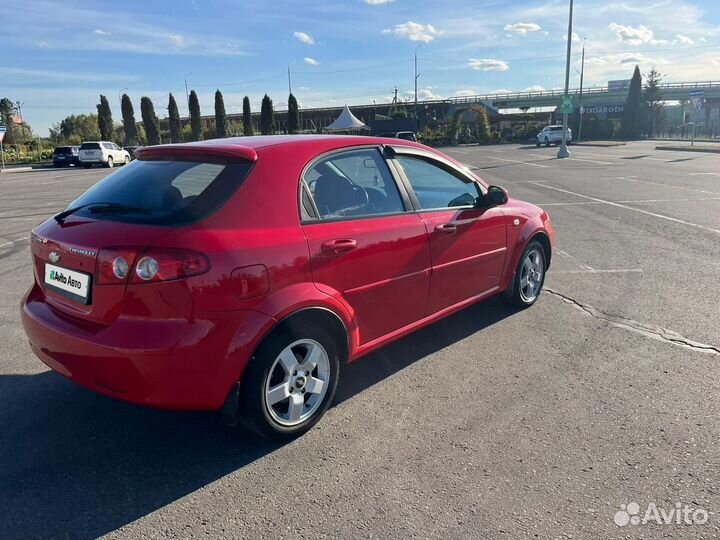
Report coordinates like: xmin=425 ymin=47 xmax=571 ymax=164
xmin=391 ymin=151 xmax=507 ymax=314
xmin=301 ymin=147 xmax=432 ymax=345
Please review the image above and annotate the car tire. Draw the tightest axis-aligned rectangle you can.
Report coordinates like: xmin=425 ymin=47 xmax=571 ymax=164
xmin=83 ymin=163 xmax=92 ymax=169
xmin=106 ymin=156 xmax=113 ymax=168
xmin=544 ymin=137 xmax=550 ymax=147
xmin=238 ymin=322 xmax=341 ymax=440
xmin=508 ymin=240 xmax=547 ymax=309
xmin=124 ymin=155 xmax=130 ymax=165
xmin=535 ymin=140 xmax=541 ymax=147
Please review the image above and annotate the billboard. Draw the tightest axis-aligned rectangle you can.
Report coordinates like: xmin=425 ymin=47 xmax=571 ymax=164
xmin=608 ymin=79 xmax=631 ymax=92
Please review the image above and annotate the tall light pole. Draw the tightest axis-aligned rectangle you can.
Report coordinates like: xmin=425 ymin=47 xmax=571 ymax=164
xmin=414 ymin=44 xmax=421 ymax=126
xmin=577 ymin=38 xmax=586 ymax=143
xmin=184 ymin=73 xmax=192 ymax=115
xmin=558 ymin=0 xmax=574 ymax=158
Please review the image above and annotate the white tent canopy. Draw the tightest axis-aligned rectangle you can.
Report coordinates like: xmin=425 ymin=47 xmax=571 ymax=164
xmin=323 ymin=105 xmax=370 ymax=132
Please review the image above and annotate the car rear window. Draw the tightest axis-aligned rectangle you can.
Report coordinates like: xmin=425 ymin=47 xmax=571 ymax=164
xmin=549 ymin=127 xmax=564 ymax=131
xmin=53 ymin=147 xmax=73 ymax=155
xmin=80 ymin=143 xmax=101 ymax=150
xmin=66 ymin=158 xmax=253 ymax=225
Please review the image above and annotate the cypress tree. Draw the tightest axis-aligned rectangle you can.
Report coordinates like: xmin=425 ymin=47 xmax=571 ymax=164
xmin=243 ymin=96 xmax=253 ymax=136
xmin=620 ymin=65 xmax=642 ymax=139
xmin=168 ymin=93 xmax=181 ymax=143
xmin=140 ymin=96 xmax=160 ymax=145
xmin=260 ymin=94 xmax=274 ymax=135
xmin=97 ymin=94 xmax=113 ymax=141
xmin=214 ymin=89 xmax=227 ymax=138
xmin=189 ymin=90 xmax=202 ymax=141
xmin=287 ymin=93 xmax=299 ymax=134
xmin=120 ymin=94 xmax=138 ymax=146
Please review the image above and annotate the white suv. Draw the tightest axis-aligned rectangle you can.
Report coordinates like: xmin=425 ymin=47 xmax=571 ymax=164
xmin=536 ymin=125 xmax=572 ymax=147
xmin=79 ymin=141 xmax=131 ymax=168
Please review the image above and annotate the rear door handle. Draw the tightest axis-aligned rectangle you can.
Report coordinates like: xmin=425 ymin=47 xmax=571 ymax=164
xmin=435 ymin=223 xmax=458 ymax=236
xmin=321 ymin=239 xmax=358 ymax=255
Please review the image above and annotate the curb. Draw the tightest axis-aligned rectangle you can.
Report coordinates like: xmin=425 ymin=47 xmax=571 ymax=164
xmin=655 ymin=146 xmax=720 ymax=154
xmin=0 ymin=167 xmax=34 ymax=173
xmin=575 ymin=142 xmax=627 ymax=147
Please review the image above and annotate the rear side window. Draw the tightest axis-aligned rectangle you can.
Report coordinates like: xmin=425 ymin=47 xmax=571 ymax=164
xmin=304 ymin=148 xmax=405 ymax=220
xmin=80 ymin=143 xmax=101 ymax=150
xmin=66 ymin=159 xmax=253 ymax=225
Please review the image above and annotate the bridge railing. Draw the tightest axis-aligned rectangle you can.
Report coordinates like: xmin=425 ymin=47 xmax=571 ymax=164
xmin=444 ymin=81 xmax=720 ymax=105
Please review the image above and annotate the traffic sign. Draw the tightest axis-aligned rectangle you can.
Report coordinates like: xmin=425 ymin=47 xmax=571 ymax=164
xmin=0 ymin=125 xmax=7 ymax=133
xmin=559 ymin=95 xmax=574 ymax=114
xmin=689 ymin=90 xmax=704 ymax=111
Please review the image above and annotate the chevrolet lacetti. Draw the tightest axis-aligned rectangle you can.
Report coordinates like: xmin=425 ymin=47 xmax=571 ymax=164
xmin=21 ymin=135 xmax=555 ymax=439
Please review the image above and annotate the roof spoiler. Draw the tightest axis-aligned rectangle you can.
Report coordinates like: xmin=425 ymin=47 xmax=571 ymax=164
xmin=135 ymin=144 xmax=258 ymax=163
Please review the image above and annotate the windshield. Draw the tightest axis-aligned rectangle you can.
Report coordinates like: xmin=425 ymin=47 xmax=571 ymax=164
xmin=67 ymin=159 xmax=252 ymax=225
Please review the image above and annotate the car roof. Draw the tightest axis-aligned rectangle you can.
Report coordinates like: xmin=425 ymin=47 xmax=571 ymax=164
xmin=135 ymin=134 xmax=426 ymax=162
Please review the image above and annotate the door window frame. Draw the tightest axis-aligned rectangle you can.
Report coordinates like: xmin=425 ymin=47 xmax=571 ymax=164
xmin=386 ymin=145 xmax=487 ymax=213
xmin=299 ymin=145 xmax=415 ymax=224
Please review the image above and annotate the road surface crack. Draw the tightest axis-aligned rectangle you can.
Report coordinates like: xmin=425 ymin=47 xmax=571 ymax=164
xmin=545 ymin=287 xmax=720 ymax=356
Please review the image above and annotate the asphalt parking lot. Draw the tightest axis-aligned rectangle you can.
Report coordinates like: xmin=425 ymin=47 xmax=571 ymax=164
xmin=2 ymin=141 xmax=720 ymax=540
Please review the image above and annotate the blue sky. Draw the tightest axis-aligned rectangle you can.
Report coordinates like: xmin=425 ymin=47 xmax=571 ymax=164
xmin=4 ymin=0 xmax=720 ymax=135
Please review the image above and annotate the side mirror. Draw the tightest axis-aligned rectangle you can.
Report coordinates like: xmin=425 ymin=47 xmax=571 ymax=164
xmin=485 ymin=185 xmax=508 ymax=206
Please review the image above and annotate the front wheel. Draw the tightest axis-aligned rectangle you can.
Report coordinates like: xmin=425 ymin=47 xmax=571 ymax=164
xmin=238 ymin=323 xmax=341 ymax=439
xmin=508 ymin=240 xmax=546 ymax=308
xmin=535 ymin=139 xmax=541 ymax=147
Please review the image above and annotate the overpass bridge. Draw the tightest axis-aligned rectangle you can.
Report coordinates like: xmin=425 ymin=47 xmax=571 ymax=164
xmin=443 ymin=81 xmax=720 ymax=111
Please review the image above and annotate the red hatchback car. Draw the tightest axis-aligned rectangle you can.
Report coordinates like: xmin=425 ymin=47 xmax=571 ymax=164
xmin=22 ymin=135 xmax=555 ymax=439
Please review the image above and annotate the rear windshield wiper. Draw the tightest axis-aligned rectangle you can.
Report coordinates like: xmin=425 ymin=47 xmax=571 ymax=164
xmin=54 ymin=202 xmax=151 ymax=223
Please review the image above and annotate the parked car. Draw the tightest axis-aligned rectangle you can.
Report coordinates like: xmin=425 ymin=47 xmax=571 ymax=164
xmin=52 ymin=146 xmax=81 ymax=167
xmin=536 ymin=125 xmax=572 ymax=147
xmin=78 ymin=141 xmax=131 ymax=168
xmin=21 ymin=135 xmax=554 ymax=439
xmin=378 ymin=131 xmax=417 ymax=142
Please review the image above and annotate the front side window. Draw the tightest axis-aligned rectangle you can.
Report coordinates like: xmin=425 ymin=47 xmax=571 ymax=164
xmin=395 ymin=155 xmax=480 ymax=210
xmin=304 ymin=148 xmax=405 ymax=219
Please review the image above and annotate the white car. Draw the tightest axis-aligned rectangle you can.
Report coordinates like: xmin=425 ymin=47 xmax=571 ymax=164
xmin=536 ymin=125 xmax=572 ymax=147
xmin=79 ymin=141 xmax=131 ymax=168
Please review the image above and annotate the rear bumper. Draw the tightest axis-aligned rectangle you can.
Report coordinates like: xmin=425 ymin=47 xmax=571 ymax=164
xmin=21 ymin=284 xmax=273 ymax=410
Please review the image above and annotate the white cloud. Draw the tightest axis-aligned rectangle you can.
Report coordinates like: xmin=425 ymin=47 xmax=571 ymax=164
xmin=37 ymin=41 xmax=49 ymax=48
xmin=488 ymin=89 xmax=513 ymax=95
xmin=382 ymin=21 xmax=439 ymax=43
xmin=364 ymin=0 xmax=395 ymax=3
xmin=608 ymin=22 xmax=667 ymax=45
xmin=166 ymin=33 xmax=185 ymax=46
xmin=0 ymin=66 xmax=138 ymax=83
xmin=93 ymin=29 xmax=111 ymax=36
xmin=415 ymin=87 xmax=443 ymax=100
xmin=586 ymin=52 xmax=669 ymax=66
xmin=674 ymin=34 xmax=693 ymax=44
xmin=523 ymin=85 xmax=546 ymax=92
xmin=503 ymin=22 xmax=541 ymax=35
xmin=304 ymin=57 xmax=319 ymax=66
xmin=467 ymin=58 xmax=509 ymax=71
xmin=455 ymin=89 xmax=477 ymax=97
xmin=293 ymin=31 xmax=315 ymax=45
xmin=712 ymin=57 xmax=720 ymax=66
xmin=564 ymin=32 xmax=580 ymax=42
xmin=699 ymin=37 xmax=707 ymax=43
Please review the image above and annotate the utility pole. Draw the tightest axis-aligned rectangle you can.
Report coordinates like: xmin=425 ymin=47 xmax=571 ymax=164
xmin=558 ymin=0 xmax=573 ymax=158
xmin=184 ymin=73 xmax=192 ymax=115
xmin=414 ymin=44 xmax=421 ymax=125
xmin=287 ymin=65 xmax=292 ymax=95
xmin=577 ymin=38 xmax=586 ymax=143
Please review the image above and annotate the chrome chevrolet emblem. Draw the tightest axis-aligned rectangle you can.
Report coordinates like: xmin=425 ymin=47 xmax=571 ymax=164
xmin=48 ymin=251 xmax=60 ymax=263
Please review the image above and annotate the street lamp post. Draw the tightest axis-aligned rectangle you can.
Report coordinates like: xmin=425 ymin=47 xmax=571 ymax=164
xmin=414 ymin=44 xmax=421 ymax=129
xmin=577 ymin=38 xmax=586 ymax=143
xmin=558 ymin=0 xmax=574 ymax=159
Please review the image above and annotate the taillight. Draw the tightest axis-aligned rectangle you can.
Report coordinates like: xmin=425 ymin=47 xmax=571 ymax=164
xmin=96 ymin=247 xmax=209 ymax=285
xmin=130 ymin=248 xmax=210 ymax=284
xmin=96 ymin=248 xmax=139 ymax=285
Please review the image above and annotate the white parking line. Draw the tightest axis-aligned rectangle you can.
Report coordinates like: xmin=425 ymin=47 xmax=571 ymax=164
xmin=556 ymin=249 xmax=594 ymax=271
xmin=532 ymin=183 xmax=720 ymax=235
xmin=552 ymin=269 xmax=644 ymax=274
xmin=482 ymin=155 xmax=548 ymax=168
xmin=569 ymin=157 xmax=615 ymax=165
xmin=0 ymin=236 xmax=30 ymax=249
xmin=689 ymin=172 xmax=720 ymax=176
xmin=610 ymin=176 xmax=720 ymax=196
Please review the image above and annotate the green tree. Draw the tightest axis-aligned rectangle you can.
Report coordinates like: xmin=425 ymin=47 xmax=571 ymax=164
xmin=214 ymin=89 xmax=227 ymax=139
xmin=189 ymin=90 xmax=202 ymax=141
xmin=242 ymin=96 xmax=253 ymax=136
xmin=140 ymin=96 xmax=160 ymax=145
xmin=168 ymin=93 xmax=181 ymax=143
xmin=121 ymin=94 xmax=138 ymax=145
xmin=97 ymin=94 xmax=114 ymax=141
xmin=619 ymin=65 xmax=642 ymax=139
xmin=642 ymin=67 xmax=666 ymax=138
xmin=287 ymin=93 xmax=299 ymax=134
xmin=50 ymin=114 xmax=101 ymax=144
xmin=260 ymin=94 xmax=274 ymax=135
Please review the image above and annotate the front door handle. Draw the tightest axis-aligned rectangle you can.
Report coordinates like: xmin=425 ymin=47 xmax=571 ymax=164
xmin=435 ymin=223 xmax=458 ymax=236
xmin=321 ymin=239 xmax=358 ymax=255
